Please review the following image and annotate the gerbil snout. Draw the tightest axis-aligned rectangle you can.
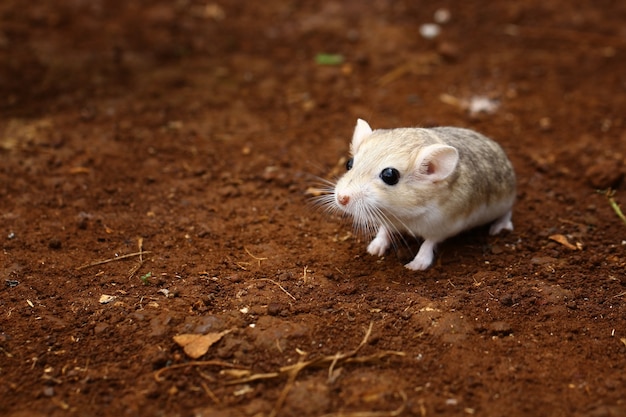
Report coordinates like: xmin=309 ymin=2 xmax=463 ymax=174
xmin=337 ymin=194 xmax=350 ymax=206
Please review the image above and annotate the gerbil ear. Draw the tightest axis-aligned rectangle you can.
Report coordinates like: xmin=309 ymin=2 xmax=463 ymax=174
xmin=350 ymin=119 xmax=373 ymax=154
xmin=414 ymin=144 xmax=459 ymax=182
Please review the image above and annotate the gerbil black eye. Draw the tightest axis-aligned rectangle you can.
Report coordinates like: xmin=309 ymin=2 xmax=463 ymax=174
xmin=380 ymin=167 xmax=400 ymax=185
xmin=345 ymin=158 xmax=354 ymax=171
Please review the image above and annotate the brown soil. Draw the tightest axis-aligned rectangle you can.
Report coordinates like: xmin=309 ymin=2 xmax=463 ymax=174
xmin=1 ymin=1 xmax=626 ymax=416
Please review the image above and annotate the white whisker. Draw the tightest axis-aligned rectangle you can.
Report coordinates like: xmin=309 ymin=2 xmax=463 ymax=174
xmin=308 ymin=176 xmax=419 ymax=259
xmin=370 ymin=207 xmax=413 ymax=254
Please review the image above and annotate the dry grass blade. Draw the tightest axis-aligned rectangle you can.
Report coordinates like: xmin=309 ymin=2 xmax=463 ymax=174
xmin=269 ymin=356 xmax=311 ymax=417
xmin=327 ymin=321 xmax=373 ymax=379
xmin=259 ymin=278 xmax=296 ymax=301
xmin=245 ymin=246 xmax=268 ymax=267
xmin=200 ymin=381 xmax=221 ymax=404
xmin=226 ymin=323 xmax=402 ymax=384
xmin=0 ymin=346 xmax=13 ymax=358
xmin=343 ymin=351 xmax=406 ymax=364
xmin=153 ymin=360 xmax=243 ymax=382
xmin=320 ymin=391 xmax=407 ymax=417
xmin=224 ymin=321 xmax=405 ymax=417
xmin=606 ymin=191 xmax=626 ymax=227
xmin=127 ymin=237 xmax=146 ymax=279
xmin=159 ymin=323 xmax=405 ymax=417
xmin=221 ymin=322 xmax=404 ymax=416
xmin=355 ymin=322 xmax=373 ymax=352
xmin=223 ymin=372 xmax=281 ymax=385
xmin=76 ymin=250 xmax=152 ymax=270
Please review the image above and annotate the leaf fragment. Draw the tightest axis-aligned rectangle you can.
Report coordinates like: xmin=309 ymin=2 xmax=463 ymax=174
xmin=548 ymin=234 xmax=582 ymax=250
xmin=173 ymin=329 xmax=232 ymax=359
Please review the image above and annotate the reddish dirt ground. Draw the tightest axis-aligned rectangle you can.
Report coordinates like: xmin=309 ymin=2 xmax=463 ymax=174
xmin=1 ymin=1 xmax=626 ymax=416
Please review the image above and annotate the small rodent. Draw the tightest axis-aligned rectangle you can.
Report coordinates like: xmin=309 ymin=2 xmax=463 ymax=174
xmin=326 ymin=119 xmax=516 ymax=271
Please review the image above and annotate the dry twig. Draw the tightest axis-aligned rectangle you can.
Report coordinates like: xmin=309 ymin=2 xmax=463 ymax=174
xmin=153 ymin=360 xmax=242 ymax=382
xmin=604 ymin=189 xmax=626 ymax=227
xmin=200 ymin=381 xmax=221 ymax=405
xmin=320 ymin=391 xmax=407 ymax=417
xmin=269 ymin=356 xmax=309 ymax=417
xmin=223 ymin=322 xmax=404 ymax=387
xmin=128 ymin=237 xmax=146 ymax=279
xmin=76 ymin=250 xmax=152 ymax=270
xmin=244 ymin=246 xmax=268 ymax=267
xmin=259 ymin=278 xmax=297 ymax=301
xmin=154 ymin=322 xmax=405 ymax=417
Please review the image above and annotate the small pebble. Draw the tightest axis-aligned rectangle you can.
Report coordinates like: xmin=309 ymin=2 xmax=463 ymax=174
xmin=48 ymin=237 xmax=62 ymax=250
xmin=267 ymin=302 xmax=283 ymax=316
xmin=499 ymin=293 xmax=519 ymax=307
xmin=5 ymin=280 xmax=19 ymax=288
xmin=77 ymin=212 xmax=91 ymax=230
xmin=338 ymin=282 xmax=358 ymax=295
xmin=531 ymin=256 xmax=557 ymax=265
xmin=468 ymin=96 xmax=499 ymax=116
xmin=434 ymin=8 xmax=451 ymax=24
xmin=228 ymin=274 xmax=243 ymax=283
xmin=490 ymin=245 xmax=504 ymax=255
xmin=94 ymin=323 xmax=109 ymax=334
xmin=419 ymin=23 xmax=441 ymax=39
xmin=584 ymin=158 xmax=624 ymax=189
xmin=218 ymin=185 xmax=240 ymax=198
xmin=437 ymin=41 xmax=460 ymax=61
xmin=539 ymin=117 xmax=552 ymax=131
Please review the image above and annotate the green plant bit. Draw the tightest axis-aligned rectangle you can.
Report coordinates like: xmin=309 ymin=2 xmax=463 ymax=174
xmin=140 ymin=272 xmax=152 ymax=285
xmin=315 ymin=53 xmax=344 ymax=66
xmin=603 ymin=189 xmax=626 ymax=227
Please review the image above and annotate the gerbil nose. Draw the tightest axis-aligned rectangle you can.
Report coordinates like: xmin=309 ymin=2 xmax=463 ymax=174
xmin=337 ymin=195 xmax=350 ymax=206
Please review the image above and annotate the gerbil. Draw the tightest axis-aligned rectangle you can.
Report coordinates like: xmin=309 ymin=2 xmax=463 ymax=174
xmin=327 ymin=119 xmax=516 ymax=271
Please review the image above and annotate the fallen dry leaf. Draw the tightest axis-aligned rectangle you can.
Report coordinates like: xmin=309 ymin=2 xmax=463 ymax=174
xmin=99 ymin=294 xmax=116 ymax=304
xmin=548 ymin=234 xmax=582 ymax=250
xmin=173 ymin=329 xmax=232 ymax=359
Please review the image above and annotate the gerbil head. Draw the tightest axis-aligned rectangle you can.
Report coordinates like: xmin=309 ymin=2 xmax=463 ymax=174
xmin=333 ymin=119 xmax=459 ymax=237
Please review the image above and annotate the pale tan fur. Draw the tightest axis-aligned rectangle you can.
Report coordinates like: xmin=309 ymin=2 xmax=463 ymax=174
xmin=334 ymin=119 xmax=516 ymax=271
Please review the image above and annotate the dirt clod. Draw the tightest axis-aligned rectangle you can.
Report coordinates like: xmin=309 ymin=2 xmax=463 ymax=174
xmin=488 ymin=321 xmax=513 ymax=336
xmin=47 ymin=238 xmax=62 ymax=250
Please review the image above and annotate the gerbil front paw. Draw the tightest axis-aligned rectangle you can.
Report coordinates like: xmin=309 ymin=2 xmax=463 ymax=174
xmin=405 ymin=254 xmax=433 ymax=271
xmin=405 ymin=240 xmax=436 ymax=271
xmin=367 ymin=226 xmax=391 ymax=256
xmin=367 ymin=236 xmax=389 ymax=257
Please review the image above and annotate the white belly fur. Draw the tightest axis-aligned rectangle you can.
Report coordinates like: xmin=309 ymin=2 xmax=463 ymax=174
xmin=403 ymin=196 xmax=515 ymax=242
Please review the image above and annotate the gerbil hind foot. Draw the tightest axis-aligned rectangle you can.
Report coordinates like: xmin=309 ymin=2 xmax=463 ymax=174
xmin=489 ymin=210 xmax=513 ymax=235
xmin=405 ymin=239 xmax=437 ymax=271
xmin=367 ymin=226 xmax=391 ymax=256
